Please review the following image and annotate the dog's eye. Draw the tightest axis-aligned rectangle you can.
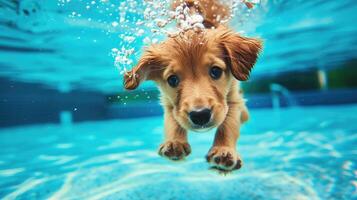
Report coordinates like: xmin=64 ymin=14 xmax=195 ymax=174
xmin=167 ymin=75 xmax=180 ymax=88
xmin=210 ymin=66 xmax=223 ymax=80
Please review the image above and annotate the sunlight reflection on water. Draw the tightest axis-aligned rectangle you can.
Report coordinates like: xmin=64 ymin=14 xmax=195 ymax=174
xmin=0 ymin=105 xmax=356 ymax=199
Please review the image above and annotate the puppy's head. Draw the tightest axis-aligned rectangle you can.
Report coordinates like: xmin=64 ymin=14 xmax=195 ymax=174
xmin=124 ymin=28 xmax=262 ymax=131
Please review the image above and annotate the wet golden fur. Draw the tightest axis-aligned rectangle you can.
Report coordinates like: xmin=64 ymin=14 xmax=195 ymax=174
xmin=124 ymin=0 xmax=262 ymax=171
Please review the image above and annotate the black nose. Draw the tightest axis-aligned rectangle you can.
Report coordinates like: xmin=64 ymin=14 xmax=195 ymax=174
xmin=189 ymin=109 xmax=211 ymax=126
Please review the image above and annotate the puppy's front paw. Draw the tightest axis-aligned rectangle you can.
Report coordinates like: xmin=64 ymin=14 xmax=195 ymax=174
xmin=206 ymin=146 xmax=242 ymax=172
xmin=158 ymin=141 xmax=191 ymax=161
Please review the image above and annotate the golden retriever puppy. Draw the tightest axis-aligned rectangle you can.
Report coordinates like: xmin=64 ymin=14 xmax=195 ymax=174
xmin=124 ymin=0 xmax=262 ymax=171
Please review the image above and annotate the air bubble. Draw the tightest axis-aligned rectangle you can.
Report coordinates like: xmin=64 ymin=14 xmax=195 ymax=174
xmin=59 ymin=0 xmax=262 ymax=77
xmin=112 ymin=21 xmax=119 ymax=27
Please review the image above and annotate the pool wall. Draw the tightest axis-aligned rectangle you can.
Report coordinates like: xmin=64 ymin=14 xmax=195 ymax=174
xmin=0 ymin=77 xmax=109 ymax=127
xmin=1 ymin=77 xmax=357 ymax=128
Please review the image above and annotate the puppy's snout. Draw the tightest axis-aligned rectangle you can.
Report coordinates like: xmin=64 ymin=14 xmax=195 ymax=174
xmin=189 ymin=108 xmax=211 ymax=126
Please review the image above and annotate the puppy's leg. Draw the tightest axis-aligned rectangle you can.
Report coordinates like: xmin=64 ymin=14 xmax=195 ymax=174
xmin=206 ymin=102 xmax=243 ymax=171
xmin=158 ymin=109 xmax=191 ymax=161
xmin=241 ymin=105 xmax=249 ymax=123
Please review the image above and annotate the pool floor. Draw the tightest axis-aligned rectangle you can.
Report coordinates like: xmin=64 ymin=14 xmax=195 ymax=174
xmin=0 ymin=105 xmax=356 ymax=199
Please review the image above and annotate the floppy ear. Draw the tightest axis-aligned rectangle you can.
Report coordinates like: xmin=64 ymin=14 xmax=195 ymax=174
xmin=220 ymin=33 xmax=262 ymax=81
xmin=123 ymin=49 xmax=162 ymax=90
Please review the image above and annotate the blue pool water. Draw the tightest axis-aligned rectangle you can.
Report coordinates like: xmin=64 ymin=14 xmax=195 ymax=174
xmin=0 ymin=105 xmax=356 ymax=199
xmin=0 ymin=0 xmax=357 ymax=199
xmin=0 ymin=0 xmax=356 ymax=92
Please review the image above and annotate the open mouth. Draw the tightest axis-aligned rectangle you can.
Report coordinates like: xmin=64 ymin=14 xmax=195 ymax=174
xmin=190 ymin=123 xmax=216 ymax=132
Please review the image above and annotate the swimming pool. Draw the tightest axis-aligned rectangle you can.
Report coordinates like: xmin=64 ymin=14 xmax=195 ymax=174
xmin=0 ymin=105 xmax=356 ymax=200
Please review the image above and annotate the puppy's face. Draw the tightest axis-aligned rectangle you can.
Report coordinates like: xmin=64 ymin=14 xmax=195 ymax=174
xmin=159 ymin=47 xmax=230 ymax=131
xmin=124 ymin=27 xmax=262 ymax=131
